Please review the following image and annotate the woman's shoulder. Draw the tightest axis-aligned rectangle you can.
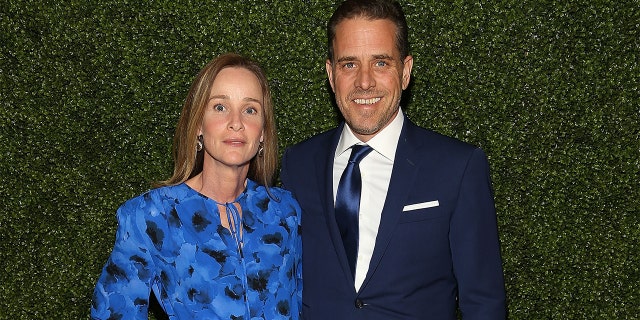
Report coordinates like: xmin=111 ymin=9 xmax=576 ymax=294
xmin=271 ymin=186 xmax=300 ymax=207
xmin=246 ymin=180 xmax=293 ymax=201
xmin=269 ymin=185 xmax=295 ymax=198
xmin=118 ymin=183 xmax=192 ymax=213
xmin=244 ymin=180 xmax=298 ymax=212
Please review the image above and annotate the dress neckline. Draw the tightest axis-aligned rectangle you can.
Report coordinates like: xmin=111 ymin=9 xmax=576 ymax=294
xmin=180 ymin=179 xmax=253 ymax=204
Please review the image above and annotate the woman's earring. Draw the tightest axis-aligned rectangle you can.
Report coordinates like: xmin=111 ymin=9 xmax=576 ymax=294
xmin=258 ymin=141 xmax=264 ymax=157
xmin=196 ymin=135 xmax=203 ymax=152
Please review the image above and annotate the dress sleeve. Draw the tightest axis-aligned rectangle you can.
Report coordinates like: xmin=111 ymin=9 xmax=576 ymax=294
xmin=275 ymin=188 xmax=304 ymax=319
xmin=291 ymin=195 xmax=303 ymax=318
xmin=91 ymin=197 xmax=156 ymax=320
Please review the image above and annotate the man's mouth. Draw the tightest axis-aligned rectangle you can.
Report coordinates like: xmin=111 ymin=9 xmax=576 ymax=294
xmin=353 ymin=97 xmax=381 ymax=105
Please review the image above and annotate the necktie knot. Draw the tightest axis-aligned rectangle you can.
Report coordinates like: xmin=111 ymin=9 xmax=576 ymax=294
xmin=348 ymin=144 xmax=373 ymax=165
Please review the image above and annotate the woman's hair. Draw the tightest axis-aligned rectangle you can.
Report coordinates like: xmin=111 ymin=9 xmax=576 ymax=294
xmin=158 ymin=53 xmax=278 ymax=187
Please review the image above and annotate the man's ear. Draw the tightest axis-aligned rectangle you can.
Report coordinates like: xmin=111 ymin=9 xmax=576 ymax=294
xmin=326 ymin=59 xmax=335 ymax=92
xmin=402 ymin=55 xmax=413 ymax=90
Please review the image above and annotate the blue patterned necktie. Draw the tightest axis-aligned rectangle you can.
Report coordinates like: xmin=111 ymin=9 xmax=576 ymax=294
xmin=335 ymin=144 xmax=374 ymax=277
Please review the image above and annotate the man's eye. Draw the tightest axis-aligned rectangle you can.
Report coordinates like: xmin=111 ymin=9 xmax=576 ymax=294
xmin=375 ymin=61 xmax=387 ymax=67
xmin=344 ymin=62 xmax=355 ymax=69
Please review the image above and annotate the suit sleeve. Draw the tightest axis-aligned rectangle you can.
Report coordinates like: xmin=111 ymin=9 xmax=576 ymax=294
xmin=280 ymin=148 xmax=293 ymax=191
xmin=449 ymin=148 xmax=506 ymax=320
xmin=91 ymin=198 xmax=155 ymax=320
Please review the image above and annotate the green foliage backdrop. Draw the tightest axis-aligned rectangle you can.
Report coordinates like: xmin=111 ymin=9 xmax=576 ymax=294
xmin=1 ymin=0 xmax=637 ymax=318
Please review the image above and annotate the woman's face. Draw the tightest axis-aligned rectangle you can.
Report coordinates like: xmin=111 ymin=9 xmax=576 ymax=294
xmin=199 ymin=67 xmax=264 ymax=172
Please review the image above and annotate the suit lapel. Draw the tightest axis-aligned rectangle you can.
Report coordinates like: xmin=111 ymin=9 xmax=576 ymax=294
xmin=318 ymin=124 xmax=357 ymax=284
xmin=359 ymin=120 xmax=423 ymax=291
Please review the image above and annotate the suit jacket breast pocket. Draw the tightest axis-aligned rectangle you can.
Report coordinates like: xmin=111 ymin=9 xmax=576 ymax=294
xmin=399 ymin=206 xmax=448 ymax=223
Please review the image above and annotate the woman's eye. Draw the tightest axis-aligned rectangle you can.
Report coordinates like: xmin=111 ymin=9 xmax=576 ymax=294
xmin=245 ymin=107 xmax=258 ymax=115
xmin=214 ymin=104 xmax=225 ymax=111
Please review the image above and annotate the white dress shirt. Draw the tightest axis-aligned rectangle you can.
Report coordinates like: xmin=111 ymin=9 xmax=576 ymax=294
xmin=333 ymin=109 xmax=404 ymax=291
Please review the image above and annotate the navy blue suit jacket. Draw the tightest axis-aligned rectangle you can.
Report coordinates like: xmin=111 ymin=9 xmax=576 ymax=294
xmin=281 ymin=117 xmax=506 ymax=320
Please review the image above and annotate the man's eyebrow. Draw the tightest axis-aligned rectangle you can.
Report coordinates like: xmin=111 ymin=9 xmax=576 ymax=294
xmin=336 ymin=56 xmax=358 ymax=63
xmin=336 ymin=54 xmax=394 ymax=63
xmin=372 ymin=54 xmax=393 ymax=60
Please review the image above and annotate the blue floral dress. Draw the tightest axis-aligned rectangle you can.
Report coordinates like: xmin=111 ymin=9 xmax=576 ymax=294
xmin=91 ymin=179 xmax=302 ymax=319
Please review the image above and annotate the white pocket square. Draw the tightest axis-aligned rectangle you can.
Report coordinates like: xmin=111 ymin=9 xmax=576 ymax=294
xmin=403 ymin=200 xmax=440 ymax=212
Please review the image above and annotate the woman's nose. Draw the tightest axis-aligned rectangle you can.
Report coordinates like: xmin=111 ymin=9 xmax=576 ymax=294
xmin=228 ymin=111 xmax=244 ymax=131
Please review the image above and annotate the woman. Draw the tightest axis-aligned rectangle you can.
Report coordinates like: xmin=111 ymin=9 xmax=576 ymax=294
xmin=91 ymin=53 xmax=302 ymax=319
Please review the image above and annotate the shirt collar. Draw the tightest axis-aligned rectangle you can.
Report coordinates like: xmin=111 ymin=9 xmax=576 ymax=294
xmin=336 ymin=107 xmax=404 ymax=161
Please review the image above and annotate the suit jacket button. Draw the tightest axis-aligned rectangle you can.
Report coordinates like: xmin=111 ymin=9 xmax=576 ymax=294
xmin=355 ymin=299 xmax=364 ymax=308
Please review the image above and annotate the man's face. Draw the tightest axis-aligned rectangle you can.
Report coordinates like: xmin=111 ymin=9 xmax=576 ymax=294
xmin=326 ymin=17 xmax=412 ymax=142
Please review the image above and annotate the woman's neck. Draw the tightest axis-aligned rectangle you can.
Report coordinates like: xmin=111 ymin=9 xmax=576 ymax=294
xmin=186 ymin=168 xmax=247 ymax=203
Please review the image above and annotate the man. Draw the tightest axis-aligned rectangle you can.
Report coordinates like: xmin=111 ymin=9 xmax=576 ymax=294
xmin=280 ymin=0 xmax=506 ymax=318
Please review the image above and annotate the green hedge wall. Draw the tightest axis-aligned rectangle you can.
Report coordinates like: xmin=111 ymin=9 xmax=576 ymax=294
xmin=1 ymin=0 xmax=638 ymax=319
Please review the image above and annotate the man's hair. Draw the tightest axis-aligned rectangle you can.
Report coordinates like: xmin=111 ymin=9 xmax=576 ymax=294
xmin=327 ymin=0 xmax=409 ymax=61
